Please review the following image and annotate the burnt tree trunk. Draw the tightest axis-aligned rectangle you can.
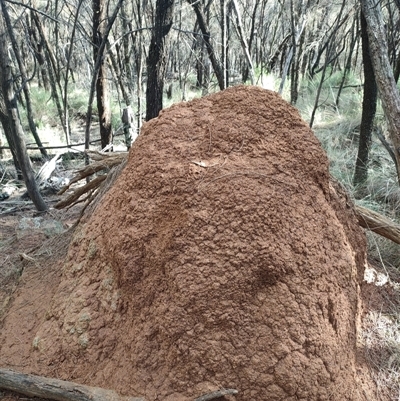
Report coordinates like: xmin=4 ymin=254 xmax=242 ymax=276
xmin=93 ymin=0 xmax=112 ymax=149
xmin=187 ymin=0 xmax=225 ymax=91
xmin=145 ymin=0 xmax=175 ymax=121
xmin=353 ymin=11 xmax=377 ymax=190
xmin=361 ymin=0 xmax=400 ymax=184
xmin=84 ymin=0 xmax=123 ymax=154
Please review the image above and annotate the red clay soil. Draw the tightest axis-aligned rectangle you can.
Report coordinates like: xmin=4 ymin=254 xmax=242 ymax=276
xmin=0 ymin=86 xmax=377 ymax=400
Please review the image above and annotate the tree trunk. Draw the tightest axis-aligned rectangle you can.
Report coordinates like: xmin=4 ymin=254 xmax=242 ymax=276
xmin=361 ymin=0 xmax=400 ymax=184
xmin=353 ymin=11 xmax=377 ymax=190
xmin=231 ymin=0 xmax=254 ymax=85
xmin=84 ymin=0 xmax=123 ymax=153
xmin=27 ymin=14 xmax=50 ymax=91
xmin=145 ymin=0 xmax=175 ymax=121
xmin=1 ymin=1 xmax=47 ymax=158
xmin=242 ymin=1 xmax=259 ymax=83
xmin=146 ymin=0 xmax=174 ymax=121
xmin=278 ymin=0 xmax=306 ymax=96
xmin=93 ymin=0 xmax=113 ymax=149
xmin=62 ymin=0 xmax=85 ymax=147
xmin=0 ymin=368 xmax=143 ymax=401
xmin=187 ymin=0 xmax=225 ymax=91
xmin=121 ymin=1 xmax=134 ymax=105
xmin=220 ymin=0 xmax=227 ymax=89
xmin=31 ymin=12 xmax=67 ymax=143
xmin=0 ymin=5 xmax=47 ymax=211
xmin=0 ymin=108 xmax=22 ymax=179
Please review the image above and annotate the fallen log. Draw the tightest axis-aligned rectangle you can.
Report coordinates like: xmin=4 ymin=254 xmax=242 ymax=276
xmin=0 ymin=369 xmax=238 ymax=401
xmin=354 ymin=204 xmax=400 ymax=245
xmin=0 ymin=368 xmax=144 ymax=401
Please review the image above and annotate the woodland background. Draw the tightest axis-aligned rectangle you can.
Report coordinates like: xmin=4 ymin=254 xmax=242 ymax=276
xmin=0 ymin=0 xmax=400 ymax=397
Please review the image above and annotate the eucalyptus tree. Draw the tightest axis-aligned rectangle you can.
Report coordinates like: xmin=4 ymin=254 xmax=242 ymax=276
xmin=93 ymin=0 xmax=112 ymax=149
xmin=146 ymin=0 xmax=175 ymax=120
xmin=0 ymin=2 xmax=47 ymax=156
xmin=187 ymin=0 xmax=225 ymax=90
xmin=353 ymin=11 xmax=377 ymax=190
xmin=361 ymin=0 xmax=400 ymax=184
xmin=0 ymin=0 xmax=47 ymax=211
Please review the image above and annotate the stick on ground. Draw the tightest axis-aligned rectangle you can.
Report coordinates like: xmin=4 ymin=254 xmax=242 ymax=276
xmin=0 ymin=369 xmax=144 ymax=401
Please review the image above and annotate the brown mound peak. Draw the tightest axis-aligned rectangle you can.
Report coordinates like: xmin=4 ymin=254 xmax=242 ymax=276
xmin=1 ymin=86 xmax=373 ymax=400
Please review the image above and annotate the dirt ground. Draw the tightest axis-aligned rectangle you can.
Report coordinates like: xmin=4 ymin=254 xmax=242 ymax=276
xmin=0 ymin=86 xmax=397 ymax=401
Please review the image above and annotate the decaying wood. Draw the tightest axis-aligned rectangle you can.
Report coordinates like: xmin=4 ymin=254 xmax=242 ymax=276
xmin=58 ymin=151 xmax=127 ymax=195
xmin=55 ymin=174 xmax=107 ymax=209
xmin=0 ymin=369 xmax=238 ymax=401
xmin=0 ymin=369 xmax=144 ymax=401
xmin=36 ymin=154 xmax=62 ymax=185
xmin=54 ymin=151 xmax=127 ymax=210
xmin=354 ymin=204 xmax=400 ymax=245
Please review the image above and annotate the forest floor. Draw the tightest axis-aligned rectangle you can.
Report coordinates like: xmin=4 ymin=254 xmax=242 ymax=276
xmin=0 ymin=182 xmax=83 ymax=400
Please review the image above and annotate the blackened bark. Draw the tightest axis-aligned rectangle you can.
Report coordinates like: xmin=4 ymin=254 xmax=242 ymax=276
xmin=354 ymin=11 xmax=377 ymax=189
xmin=361 ymin=0 xmax=400 ymax=184
xmin=242 ymin=1 xmax=259 ymax=83
xmin=187 ymin=0 xmax=225 ymax=91
xmin=145 ymin=0 xmax=175 ymax=121
xmin=93 ymin=0 xmax=112 ymax=148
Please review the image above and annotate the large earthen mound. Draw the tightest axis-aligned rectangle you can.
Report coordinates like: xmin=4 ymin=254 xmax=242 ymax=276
xmin=1 ymin=86 xmax=372 ymax=400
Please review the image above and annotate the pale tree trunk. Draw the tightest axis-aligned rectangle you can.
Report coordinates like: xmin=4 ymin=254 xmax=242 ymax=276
xmin=231 ymin=0 xmax=254 ymax=85
xmin=221 ymin=0 xmax=227 ymax=89
xmin=1 ymin=1 xmax=47 ymax=157
xmin=0 ymin=4 xmax=47 ymax=211
xmin=360 ymin=0 xmax=400 ymax=183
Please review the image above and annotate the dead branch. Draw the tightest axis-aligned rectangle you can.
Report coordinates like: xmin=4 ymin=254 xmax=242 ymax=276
xmin=86 ymin=150 xmax=128 ymax=161
xmin=354 ymin=204 xmax=400 ymax=245
xmin=58 ymin=152 xmax=127 ymax=195
xmin=0 ymin=369 xmax=238 ymax=401
xmin=55 ymin=174 xmax=107 ymax=209
xmin=0 ymin=368 xmax=144 ymax=401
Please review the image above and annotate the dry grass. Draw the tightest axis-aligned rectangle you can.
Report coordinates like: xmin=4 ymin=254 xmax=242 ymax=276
xmin=295 ymin=77 xmax=400 ymax=400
